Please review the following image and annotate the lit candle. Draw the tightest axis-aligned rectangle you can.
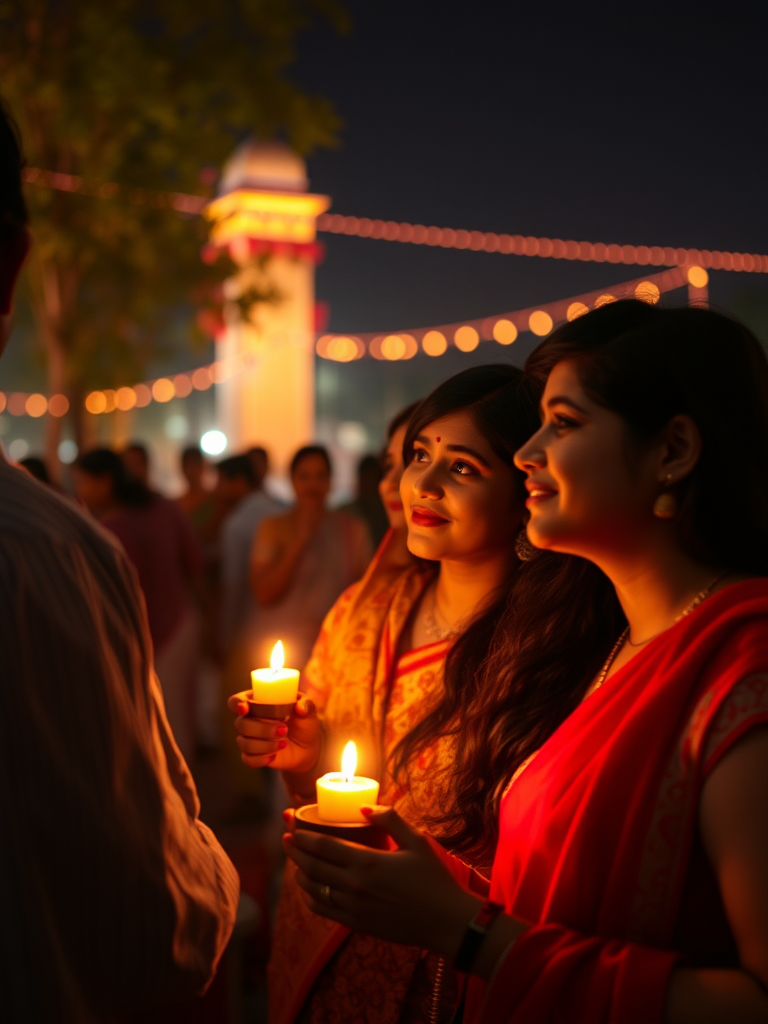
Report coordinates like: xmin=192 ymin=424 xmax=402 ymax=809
xmin=250 ymin=641 xmax=300 ymax=706
xmin=316 ymin=741 xmax=379 ymax=823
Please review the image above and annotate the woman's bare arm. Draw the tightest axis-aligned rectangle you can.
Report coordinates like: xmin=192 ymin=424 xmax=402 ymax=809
xmin=665 ymin=725 xmax=768 ymax=1023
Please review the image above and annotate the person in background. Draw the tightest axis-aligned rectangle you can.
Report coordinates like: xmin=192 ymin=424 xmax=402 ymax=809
xmin=122 ymin=440 xmax=150 ymax=485
xmin=248 ymin=444 xmax=286 ymax=506
xmin=378 ymin=401 xmax=420 ymax=541
xmin=220 ymin=450 xmax=282 ymax=658
xmin=0 ymin=100 xmax=237 ymax=1022
xmin=247 ymin=444 xmax=372 ymax=671
xmin=339 ymin=453 xmax=389 ymax=551
xmin=177 ymin=444 xmax=216 ymax=539
xmin=73 ymin=449 xmax=204 ymax=762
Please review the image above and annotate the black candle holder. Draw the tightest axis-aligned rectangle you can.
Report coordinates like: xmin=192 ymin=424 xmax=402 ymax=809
xmin=295 ymin=804 xmax=389 ymax=850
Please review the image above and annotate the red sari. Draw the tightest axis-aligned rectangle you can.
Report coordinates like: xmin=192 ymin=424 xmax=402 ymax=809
xmin=465 ymin=578 xmax=768 ymax=1024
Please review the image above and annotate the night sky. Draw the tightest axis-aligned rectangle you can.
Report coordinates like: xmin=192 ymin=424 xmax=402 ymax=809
xmin=298 ymin=1 xmax=768 ymax=338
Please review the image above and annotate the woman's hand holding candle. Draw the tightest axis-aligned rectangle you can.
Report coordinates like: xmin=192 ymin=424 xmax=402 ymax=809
xmin=228 ymin=691 xmax=322 ymax=772
xmin=283 ymin=806 xmax=485 ymax=958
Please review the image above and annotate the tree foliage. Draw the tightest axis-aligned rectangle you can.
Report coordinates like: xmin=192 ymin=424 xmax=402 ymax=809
xmin=0 ymin=0 xmax=346 ymax=460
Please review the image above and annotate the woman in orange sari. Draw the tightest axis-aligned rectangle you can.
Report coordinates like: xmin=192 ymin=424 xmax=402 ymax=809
xmin=230 ymin=369 xmax=618 ymax=1023
xmin=285 ymin=300 xmax=768 ymax=1023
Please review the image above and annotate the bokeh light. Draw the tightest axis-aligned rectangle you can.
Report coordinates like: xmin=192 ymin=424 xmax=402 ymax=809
xmin=115 ymin=387 xmax=137 ymax=411
xmin=8 ymin=393 xmax=27 ymax=416
xmin=634 ymin=281 xmax=661 ymax=304
xmin=566 ymin=302 xmax=589 ymax=321
xmin=201 ymin=429 xmax=227 ymax=456
xmin=454 ymin=325 xmax=479 ymax=352
xmin=687 ymin=266 xmax=709 ymax=288
xmin=492 ymin=319 xmax=518 ymax=345
xmin=528 ymin=311 xmax=553 ymax=336
xmin=422 ymin=330 xmax=447 ymax=356
xmin=173 ymin=374 xmax=193 ymax=398
xmin=134 ymin=384 xmax=152 ymax=407
xmin=152 ymin=378 xmax=175 ymax=403
xmin=327 ymin=336 xmax=361 ymax=362
xmin=381 ymin=335 xmax=407 ymax=360
xmin=192 ymin=367 xmax=212 ymax=391
xmin=25 ymin=394 xmax=47 ymax=418
xmin=58 ymin=439 xmax=78 ymax=464
xmin=85 ymin=391 xmax=107 ymax=415
xmin=594 ymin=294 xmax=616 ymax=307
xmin=48 ymin=394 xmax=70 ymax=417
xmin=8 ymin=439 xmax=28 ymax=460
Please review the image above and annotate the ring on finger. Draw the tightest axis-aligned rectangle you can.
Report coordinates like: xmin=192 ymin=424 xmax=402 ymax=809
xmin=320 ymin=883 xmax=334 ymax=906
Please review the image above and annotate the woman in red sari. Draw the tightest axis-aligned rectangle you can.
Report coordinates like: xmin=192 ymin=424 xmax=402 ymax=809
xmin=231 ymin=369 xmax=619 ymax=1023
xmin=284 ymin=300 xmax=768 ymax=1022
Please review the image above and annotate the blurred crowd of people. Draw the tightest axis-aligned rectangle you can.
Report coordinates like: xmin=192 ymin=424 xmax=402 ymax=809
xmin=21 ymin=439 xmax=387 ymax=777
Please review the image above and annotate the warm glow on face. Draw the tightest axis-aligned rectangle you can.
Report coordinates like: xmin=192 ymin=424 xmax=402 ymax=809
xmin=492 ymin=319 xmax=517 ymax=344
xmin=687 ymin=266 xmax=709 ymax=288
xmin=529 ymin=311 xmax=553 ymax=336
xmin=454 ymin=325 xmax=480 ymax=352
xmin=566 ymin=302 xmax=589 ymax=321
xmin=270 ymin=640 xmax=285 ymax=671
xmin=341 ymin=741 xmax=357 ymax=781
xmin=422 ymin=330 xmax=447 ymax=356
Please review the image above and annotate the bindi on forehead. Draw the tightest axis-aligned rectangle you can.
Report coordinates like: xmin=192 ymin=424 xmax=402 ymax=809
xmin=435 ymin=436 xmax=441 ymax=442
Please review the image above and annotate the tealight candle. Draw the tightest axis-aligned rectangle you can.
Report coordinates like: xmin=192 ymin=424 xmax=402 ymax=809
xmin=247 ymin=641 xmax=300 ymax=719
xmin=316 ymin=742 xmax=379 ymax=823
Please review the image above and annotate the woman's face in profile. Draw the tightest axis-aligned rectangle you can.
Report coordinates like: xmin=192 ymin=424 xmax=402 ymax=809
xmin=379 ymin=424 xmax=408 ymax=529
xmin=514 ymin=359 xmax=661 ymax=560
xmin=291 ymin=454 xmax=331 ymax=507
xmin=400 ymin=410 xmax=522 ymax=563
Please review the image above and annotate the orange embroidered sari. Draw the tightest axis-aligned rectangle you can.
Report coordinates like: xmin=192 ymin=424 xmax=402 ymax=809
xmin=268 ymin=532 xmax=476 ymax=1024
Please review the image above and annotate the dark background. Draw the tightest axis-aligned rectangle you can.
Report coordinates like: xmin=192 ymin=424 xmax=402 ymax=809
xmin=298 ymin=0 xmax=768 ymax=336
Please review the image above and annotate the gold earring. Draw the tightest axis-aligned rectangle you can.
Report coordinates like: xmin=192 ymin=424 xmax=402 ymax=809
xmin=653 ymin=474 xmax=677 ymax=519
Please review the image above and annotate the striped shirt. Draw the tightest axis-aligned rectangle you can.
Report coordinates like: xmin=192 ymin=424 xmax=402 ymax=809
xmin=0 ymin=450 xmax=239 ymax=1022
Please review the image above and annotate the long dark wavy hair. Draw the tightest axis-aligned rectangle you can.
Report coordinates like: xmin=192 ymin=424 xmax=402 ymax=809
xmin=525 ymin=299 xmax=768 ymax=575
xmin=391 ymin=365 xmax=623 ymax=863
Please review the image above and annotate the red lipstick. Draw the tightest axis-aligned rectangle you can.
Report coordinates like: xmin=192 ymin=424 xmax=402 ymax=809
xmin=410 ymin=506 xmax=450 ymax=527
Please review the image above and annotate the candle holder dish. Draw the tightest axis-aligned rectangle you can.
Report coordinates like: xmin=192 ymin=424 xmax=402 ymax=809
xmin=245 ymin=695 xmax=296 ymax=720
xmin=295 ymin=804 xmax=390 ymax=850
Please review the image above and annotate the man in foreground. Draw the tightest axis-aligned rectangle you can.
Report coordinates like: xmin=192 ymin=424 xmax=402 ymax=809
xmin=0 ymin=104 xmax=239 ymax=1021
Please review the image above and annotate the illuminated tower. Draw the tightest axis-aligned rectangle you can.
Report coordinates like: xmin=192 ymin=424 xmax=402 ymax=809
xmin=205 ymin=141 xmax=329 ymax=472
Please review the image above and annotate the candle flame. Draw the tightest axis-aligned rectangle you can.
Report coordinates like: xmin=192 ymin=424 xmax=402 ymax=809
xmin=270 ymin=641 xmax=285 ymax=672
xmin=341 ymin=741 xmax=357 ymax=782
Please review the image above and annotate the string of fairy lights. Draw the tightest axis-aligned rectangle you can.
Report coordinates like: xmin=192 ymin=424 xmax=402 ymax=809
xmin=0 ymin=266 xmax=697 ymax=419
xmin=1 ymin=168 xmax=729 ymax=419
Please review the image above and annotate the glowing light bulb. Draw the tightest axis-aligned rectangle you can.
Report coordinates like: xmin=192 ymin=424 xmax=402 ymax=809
xmin=341 ymin=741 xmax=357 ymax=782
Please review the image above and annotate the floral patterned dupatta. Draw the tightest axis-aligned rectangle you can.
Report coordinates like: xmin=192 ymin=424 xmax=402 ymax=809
xmin=268 ymin=533 xmax=464 ymax=1024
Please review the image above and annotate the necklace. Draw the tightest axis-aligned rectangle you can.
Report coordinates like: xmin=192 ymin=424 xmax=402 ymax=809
xmin=422 ymin=584 xmax=459 ymax=642
xmin=593 ymin=571 xmax=729 ymax=692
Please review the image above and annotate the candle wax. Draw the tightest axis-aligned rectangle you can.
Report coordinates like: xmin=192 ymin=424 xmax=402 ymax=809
xmin=251 ymin=667 xmax=300 ymax=705
xmin=316 ymin=772 xmax=380 ymax=823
